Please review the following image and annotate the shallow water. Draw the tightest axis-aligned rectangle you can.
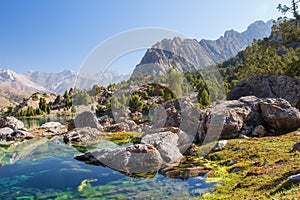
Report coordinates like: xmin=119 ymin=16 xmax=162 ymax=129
xmin=0 ymin=138 xmax=216 ymax=199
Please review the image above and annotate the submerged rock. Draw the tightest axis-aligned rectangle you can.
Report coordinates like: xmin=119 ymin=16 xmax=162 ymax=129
xmin=75 ymin=144 xmax=163 ymax=174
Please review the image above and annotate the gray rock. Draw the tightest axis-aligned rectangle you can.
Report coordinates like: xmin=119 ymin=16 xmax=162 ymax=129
xmin=73 ymin=111 xmax=103 ymax=131
xmin=213 ymin=140 xmax=228 ymax=151
xmin=259 ymin=98 xmax=300 ymax=132
xmin=124 ymin=119 xmax=137 ymax=131
xmin=132 ymin=21 xmax=272 ymax=77
xmin=198 ymin=96 xmax=300 ymax=141
xmin=252 ymin=125 xmax=265 ymax=137
xmin=0 ymin=116 xmax=25 ymax=130
xmin=0 ymin=127 xmax=14 ymax=138
xmin=130 ymin=111 xmax=143 ymax=121
xmin=63 ymin=127 xmax=104 ymax=143
xmin=75 ymin=144 xmax=163 ymax=174
xmin=227 ymin=75 xmax=300 ymax=110
xmin=98 ymin=115 xmax=114 ymax=127
xmin=141 ymin=127 xmax=194 ymax=163
xmin=141 ymin=130 xmax=183 ymax=163
xmin=239 ymin=134 xmax=249 ymax=139
xmin=288 ymin=173 xmax=300 ymax=182
xmin=41 ymin=122 xmax=64 ymax=129
xmin=155 ymin=142 xmax=183 ymax=163
xmin=0 ymin=127 xmax=33 ymax=140
xmin=105 ymin=122 xmax=130 ymax=132
xmin=10 ymin=130 xmax=34 ymax=139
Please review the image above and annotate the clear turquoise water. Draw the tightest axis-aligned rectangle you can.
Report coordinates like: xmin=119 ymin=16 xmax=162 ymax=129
xmin=0 ymin=138 xmax=216 ymax=199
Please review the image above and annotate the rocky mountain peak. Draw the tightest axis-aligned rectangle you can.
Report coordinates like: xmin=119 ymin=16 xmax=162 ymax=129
xmin=132 ymin=20 xmax=273 ymax=77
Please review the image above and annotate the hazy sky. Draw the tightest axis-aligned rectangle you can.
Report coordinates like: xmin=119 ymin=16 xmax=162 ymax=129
xmin=0 ymin=0 xmax=292 ymax=73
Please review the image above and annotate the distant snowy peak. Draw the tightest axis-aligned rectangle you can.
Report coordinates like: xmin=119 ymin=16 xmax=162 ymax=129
xmin=0 ymin=68 xmax=49 ymax=93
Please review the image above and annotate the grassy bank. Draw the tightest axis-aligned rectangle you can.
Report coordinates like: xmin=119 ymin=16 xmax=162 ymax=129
xmin=196 ymin=130 xmax=300 ymax=199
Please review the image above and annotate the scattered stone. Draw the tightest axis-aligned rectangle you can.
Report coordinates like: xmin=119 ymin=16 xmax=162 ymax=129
xmin=123 ymin=119 xmax=137 ymax=131
xmin=130 ymin=111 xmax=143 ymax=121
xmin=239 ymin=134 xmax=249 ymax=139
xmin=98 ymin=115 xmax=114 ymax=127
xmin=292 ymin=142 xmax=300 ymax=152
xmin=212 ymin=140 xmax=228 ymax=151
xmin=288 ymin=173 xmax=300 ymax=182
xmin=296 ymin=132 xmax=300 ymax=136
xmin=252 ymin=125 xmax=265 ymax=137
xmin=231 ymin=167 xmax=241 ymax=173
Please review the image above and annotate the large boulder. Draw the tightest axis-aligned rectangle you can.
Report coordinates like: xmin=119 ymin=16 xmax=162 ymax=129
xmin=197 ymin=96 xmax=300 ymax=141
xmin=227 ymin=75 xmax=300 ymax=110
xmin=259 ymin=98 xmax=300 ymax=132
xmin=141 ymin=130 xmax=182 ymax=163
xmin=69 ymin=111 xmax=103 ymax=131
xmin=149 ymin=97 xmax=200 ymax=143
xmin=75 ymin=144 xmax=163 ymax=174
xmin=0 ymin=116 xmax=25 ymax=130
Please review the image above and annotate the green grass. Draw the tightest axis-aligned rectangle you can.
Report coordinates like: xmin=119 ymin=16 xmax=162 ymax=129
xmin=195 ymin=130 xmax=300 ymax=200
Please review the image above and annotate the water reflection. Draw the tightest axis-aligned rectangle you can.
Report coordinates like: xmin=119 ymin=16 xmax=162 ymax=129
xmin=18 ymin=116 xmax=71 ymax=129
xmin=0 ymin=137 xmax=217 ymax=199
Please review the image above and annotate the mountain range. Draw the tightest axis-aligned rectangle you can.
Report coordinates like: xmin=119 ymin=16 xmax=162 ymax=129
xmin=0 ymin=20 xmax=273 ymax=107
xmin=132 ymin=20 xmax=273 ymax=77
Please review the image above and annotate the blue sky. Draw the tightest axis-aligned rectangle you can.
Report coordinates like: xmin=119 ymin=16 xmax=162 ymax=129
xmin=0 ymin=0 xmax=292 ymax=73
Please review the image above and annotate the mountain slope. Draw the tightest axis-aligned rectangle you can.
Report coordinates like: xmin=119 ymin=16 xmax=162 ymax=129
xmin=24 ymin=69 xmax=126 ymax=94
xmin=0 ymin=68 xmax=49 ymax=106
xmin=132 ymin=20 xmax=273 ymax=77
